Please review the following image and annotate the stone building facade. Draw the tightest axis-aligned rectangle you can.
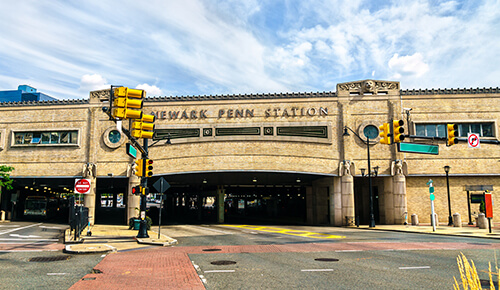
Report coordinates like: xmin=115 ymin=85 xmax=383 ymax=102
xmin=0 ymin=80 xmax=498 ymax=226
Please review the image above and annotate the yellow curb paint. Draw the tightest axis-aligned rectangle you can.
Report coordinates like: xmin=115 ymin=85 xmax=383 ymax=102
xmin=221 ymin=225 xmax=345 ymax=239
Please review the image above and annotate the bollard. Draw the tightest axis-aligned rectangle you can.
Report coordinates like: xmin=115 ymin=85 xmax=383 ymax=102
xmin=430 ymin=213 xmax=439 ymax=227
xmin=478 ymin=213 xmax=487 ymax=229
xmin=452 ymin=213 xmax=461 ymax=227
xmin=411 ymin=214 xmax=419 ymax=226
xmin=0 ymin=210 xmax=4 ymax=221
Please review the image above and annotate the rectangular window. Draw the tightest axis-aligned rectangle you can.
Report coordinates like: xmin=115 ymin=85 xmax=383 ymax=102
xmin=417 ymin=122 xmax=494 ymax=138
xmin=12 ymin=130 xmax=78 ymax=145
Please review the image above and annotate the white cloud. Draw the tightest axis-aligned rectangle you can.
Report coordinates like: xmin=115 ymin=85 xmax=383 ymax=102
xmin=388 ymin=53 xmax=429 ymax=78
xmin=136 ymin=84 xmax=163 ymax=97
xmin=79 ymin=74 xmax=109 ymax=92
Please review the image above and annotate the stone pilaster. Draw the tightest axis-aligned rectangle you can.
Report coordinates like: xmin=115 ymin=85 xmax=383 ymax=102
xmin=127 ymin=177 xmax=141 ymax=221
xmin=393 ymin=174 xmax=407 ymax=224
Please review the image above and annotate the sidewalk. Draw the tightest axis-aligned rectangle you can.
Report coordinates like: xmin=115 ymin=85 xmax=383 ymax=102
xmin=64 ymin=225 xmax=177 ymax=254
xmin=357 ymin=222 xmax=500 ymax=239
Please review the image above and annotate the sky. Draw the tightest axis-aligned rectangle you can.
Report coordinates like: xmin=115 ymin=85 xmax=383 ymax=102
xmin=0 ymin=0 xmax=499 ymax=100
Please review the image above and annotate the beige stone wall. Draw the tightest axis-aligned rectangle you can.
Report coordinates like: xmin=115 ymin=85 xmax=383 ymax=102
xmin=407 ymin=176 xmax=499 ymax=224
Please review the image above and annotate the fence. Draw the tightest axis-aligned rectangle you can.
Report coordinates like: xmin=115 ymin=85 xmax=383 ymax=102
xmin=68 ymin=196 xmax=89 ymax=240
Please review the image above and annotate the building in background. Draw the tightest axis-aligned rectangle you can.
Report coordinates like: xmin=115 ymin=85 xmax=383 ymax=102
xmin=0 ymin=80 xmax=498 ymax=227
xmin=0 ymin=85 xmax=57 ymax=103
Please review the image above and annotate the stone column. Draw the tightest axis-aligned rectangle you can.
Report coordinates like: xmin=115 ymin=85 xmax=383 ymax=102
xmin=127 ymin=177 xmax=141 ymax=222
xmin=217 ymin=186 xmax=225 ymax=223
xmin=393 ymin=174 xmax=407 ymax=224
xmin=83 ymin=177 xmax=97 ymax=225
xmin=384 ymin=176 xmax=394 ymax=224
xmin=333 ymin=177 xmax=342 ymax=226
xmin=306 ymin=186 xmax=314 ymax=224
xmin=341 ymin=174 xmax=354 ymax=226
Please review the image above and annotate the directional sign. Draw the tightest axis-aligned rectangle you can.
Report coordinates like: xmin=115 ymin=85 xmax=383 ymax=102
xmin=74 ymin=178 xmax=91 ymax=194
xmin=468 ymin=133 xmax=480 ymax=148
xmin=126 ymin=143 xmax=138 ymax=158
xmin=398 ymin=143 xmax=439 ymax=155
xmin=153 ymin=177 xmax=170 ymax=193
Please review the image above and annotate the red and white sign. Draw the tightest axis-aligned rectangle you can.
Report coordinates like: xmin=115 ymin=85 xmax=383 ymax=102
xmin=468 ymin=133 xmax=480 ymax=148
xmin=74 ymin=178 xmax=91 ymax=194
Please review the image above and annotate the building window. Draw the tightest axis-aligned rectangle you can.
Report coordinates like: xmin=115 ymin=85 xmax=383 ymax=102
xmin=415 ymin=124 xmax=447 ymax=137
xmin=14 ymin=130 xmax=78 ymax=145
xmin=415 ymin=122 xmax=494 ymax=138
xmin=458 ymin=123 xmax=494 ymax=137
xmin=108 ymin=130 xmax=121 ymax=144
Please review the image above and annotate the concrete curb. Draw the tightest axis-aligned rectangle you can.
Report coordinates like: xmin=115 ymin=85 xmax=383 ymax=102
xmin=64 ymin=244 xmax=116 ymax=254
xmin=354 ymin=225 xmax=500 ymax=240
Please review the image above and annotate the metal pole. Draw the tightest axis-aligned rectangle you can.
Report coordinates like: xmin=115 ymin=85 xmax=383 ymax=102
xmin=158 ymin=195 xmax=162 ymax=239
xmin=467 ymin=191 xmax=473 ymax=225
xmin=446 ymin=171 xmax=452 ymax=226
xmin=367 ymin=136 xmax=375 ymax=228
xmin=137 ymin=138 xmax=149 ymax=239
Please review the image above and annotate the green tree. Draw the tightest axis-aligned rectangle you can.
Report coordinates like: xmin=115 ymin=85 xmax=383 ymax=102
xmin=0 ymin=165 xmax=14 ymax=192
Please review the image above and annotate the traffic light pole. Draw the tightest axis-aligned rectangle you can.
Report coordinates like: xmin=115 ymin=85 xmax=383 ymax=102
xmin=137 ymin=137 xmax=149 ymax=238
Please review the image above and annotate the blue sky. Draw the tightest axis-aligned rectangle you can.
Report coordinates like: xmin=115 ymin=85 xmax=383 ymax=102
xmin=0 ymin=0 xmax=499 ymax=100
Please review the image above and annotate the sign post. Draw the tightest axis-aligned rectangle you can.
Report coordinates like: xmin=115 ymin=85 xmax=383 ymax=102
xmin=427 ymin=179 xmax=436 ymax=232
xmin=153 ymin=177 xmax=170 ymax=239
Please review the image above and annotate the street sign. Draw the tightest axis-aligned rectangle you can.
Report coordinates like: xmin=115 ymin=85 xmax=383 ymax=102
xmin=126 ymin=143 xmax=138 ymax=158
xmin=398 ymin=143 xmax=439 ymax=155
xmin=153 ymin=177 xmax=170 ymax=193
xmin=75 ymin=178 xmax=91 ymax=194
xmin=468 ymin=133 xmax=480 ymax=148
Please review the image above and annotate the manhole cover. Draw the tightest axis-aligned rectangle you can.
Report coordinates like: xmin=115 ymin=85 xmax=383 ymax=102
xmin=92 ymin=268 xmax=103 ymax=274
xmin=29 ymin=256 xmax=70 ymax=262
xmin=315 ymin=258 xmax=339 ymax=262
xmin=82 ymin=277 xmax=96 ymax=281
xmin=210 ymin=260 xmax=237 ymax=265
xmin=203 ymin=248 xmax=222 ymax=252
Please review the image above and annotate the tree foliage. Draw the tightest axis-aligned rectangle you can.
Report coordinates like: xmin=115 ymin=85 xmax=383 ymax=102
xmin=0 ymin=165 xmax=14 ymax=191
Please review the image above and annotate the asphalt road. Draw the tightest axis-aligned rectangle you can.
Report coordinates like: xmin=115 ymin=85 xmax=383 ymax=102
xmin=165 ymin=224 xmax=500 ymax=289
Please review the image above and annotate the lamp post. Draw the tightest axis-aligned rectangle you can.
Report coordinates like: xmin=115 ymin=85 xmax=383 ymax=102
xmin=444 ymin=165 xmax=452 ymax=226
xmin=343 ymin=125 xmax=378 ymax=228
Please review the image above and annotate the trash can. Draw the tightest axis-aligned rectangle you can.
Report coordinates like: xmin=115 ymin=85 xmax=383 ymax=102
xmin=133 ymin=219 xmax=141 ymax=230
xmin=478 ymin=213 xmax=487 ymax=229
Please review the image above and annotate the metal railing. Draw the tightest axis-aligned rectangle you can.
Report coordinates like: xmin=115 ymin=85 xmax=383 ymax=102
xmin=68 ymin=196 xmax=89 ymax=240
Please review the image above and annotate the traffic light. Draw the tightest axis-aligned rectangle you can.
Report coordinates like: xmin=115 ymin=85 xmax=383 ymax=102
xmin=131 ymin=114 xmax=155 ymax=139
xmin=379 ymin=123 xmax=391 ymax=144
xmin=132 ymin=185 xmax=142 ymax=196
xmin=447 ymin=124 xmax=458 ymax=146
xmin=134 ymin=159 xmax=143 ymax=177
xmin=144 ymin=159 xmax=153 ymax=177
xmin=392 ymin=120 xmax=405 ymax=143
xmin=111 ymin=87 xmax=144 ymax=120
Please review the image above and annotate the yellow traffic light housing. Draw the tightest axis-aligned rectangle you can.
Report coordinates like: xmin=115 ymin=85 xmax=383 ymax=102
xmin=392 ymin=120 xmax=405 ymax=143
xmin=447 ymin=124 xmax=458 ymax=146
xmin=111 ymin=87 xmax=144 ymax=120
xmin=134 ymin=159 xmax=143 ymax=177
xmin=379 ymin=123 xmax=391 ymax=145
xmin=131 ymin=114 xmax=156 ymax=139
xmin=144 ymin=159 xmax=153 ymax=177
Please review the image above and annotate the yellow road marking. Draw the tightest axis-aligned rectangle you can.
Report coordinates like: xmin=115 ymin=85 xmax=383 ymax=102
xmin=221 ymin=225 xmax=345 ymax=239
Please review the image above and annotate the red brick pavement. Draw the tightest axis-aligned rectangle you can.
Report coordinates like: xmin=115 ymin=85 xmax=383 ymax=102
xmin=70 ymin=242 xmax=500 ymax=289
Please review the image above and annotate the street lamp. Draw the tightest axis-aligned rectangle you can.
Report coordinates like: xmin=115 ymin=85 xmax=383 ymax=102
xmin=343 ymin=125 xmax=378 ymax=228
xmin=444 ymin=165 xmax=452 ymax=226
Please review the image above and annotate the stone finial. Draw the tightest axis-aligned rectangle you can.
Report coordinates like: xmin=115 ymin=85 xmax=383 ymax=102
xmin=89 ymin=89 xmax=110 ymax=103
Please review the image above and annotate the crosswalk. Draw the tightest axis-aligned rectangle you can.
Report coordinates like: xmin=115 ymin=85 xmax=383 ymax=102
xmin=0 ymin=222 xmax=65 ymax=251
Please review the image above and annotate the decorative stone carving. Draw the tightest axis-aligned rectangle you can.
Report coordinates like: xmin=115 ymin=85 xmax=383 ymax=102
xmin=83 ymin=162 xmax=96 ymax=178
xmin=90 ymin=89 xmax=110 ymax=102
xmin=339 ymin=160 xmax=355 ymax=177
xmin=391 ymin=159 xmax=408 ymax=176
xmin=337 ymin=79 xmax=399 ymax=96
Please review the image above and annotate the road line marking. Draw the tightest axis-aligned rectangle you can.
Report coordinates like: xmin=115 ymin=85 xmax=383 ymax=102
xmin=0 ymin=238 xmax=59 ymax=241
xmin=192 ymin=226 xmax=233 ymax=235
xmin=222 ymin=225 xmax=345 ymax=239
xmin=399 ymin=266 xmax=431 ymax=270
xmin=0 ymin=223 xmax=42 ymax=236
xmin=301 ymin=269 xmax=334 ymax=272
xmin=204 ymin=270 xmax=236 ymax=273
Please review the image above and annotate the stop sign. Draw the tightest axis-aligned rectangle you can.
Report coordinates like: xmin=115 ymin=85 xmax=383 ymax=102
xmin=75 ymin=179 xmax=91 ymax=194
